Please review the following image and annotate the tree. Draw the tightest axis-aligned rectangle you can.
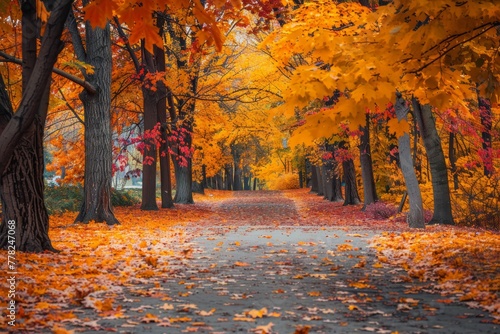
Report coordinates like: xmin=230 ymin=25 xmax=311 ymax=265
xmin=411 ymin=98 xmax=454 ymax=225
xmin=394 ymin=92 xmax=424 ymax=228
xmin=69 ymin=2 xmax=119 ymax=224
xmin=359 ymin=113 xmax=378 ymax=208
xmin=0 ymin=0 xmax=73 ymax=251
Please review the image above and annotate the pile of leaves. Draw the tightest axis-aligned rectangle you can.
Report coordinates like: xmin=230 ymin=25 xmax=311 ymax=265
xmin=371 ymin=229 xmax=500 ymax=321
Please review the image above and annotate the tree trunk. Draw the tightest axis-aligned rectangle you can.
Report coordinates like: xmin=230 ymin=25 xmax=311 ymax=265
xmin=75 ymin=21 xmax=119 ymax=224
xmin=140 ymin=46 xmax=159 ymax=211
xmin=479 ymin=97 xmax=492 ymax=176
xmin=359 ymin=114 xmax=378 ymax=209
xmin=449 ymin=132 xmax=459 ymax=190
xmin=173 ymin=155 xmax=194 ymax=203
xmin=322 ymin=162 xmax=333 ymax=200
xmin=315 ymin=166 xmax=324 ymax=196
xmin=224 ymin=164 xmax=233 ymax=190
xmin=0 ymin=127 xmax=56 ymax=252
xmin=332 ymin=170 xmax=343 ymax=202
xmin=154 ymin=39 xmax=174 ymax=209
xmin=216 ymin=172 xmax=224 ymax=190
xmin=412 ymin=97 xmax=454 ymax=225
xmin=310 ymin=165 xmax=319 ymax=193
xmin=395 ymin=93 xmax=424 ymax=228
xmin=0 ymin=0 xmax=73 ymax=251
xmin=232 ymin=146 xmax=243 ymax=191
xmin=192 ymin=181 xmax=205 ymax=194
xmin=342 ymin=158 xmax=361 ymax=206
xmin=331 ymin=159 xmax=343 ymax=202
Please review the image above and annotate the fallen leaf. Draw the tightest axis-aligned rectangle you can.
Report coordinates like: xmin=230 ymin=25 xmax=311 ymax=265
xmin=199 ymin=308 xmax=216 ymax=316
xmin=247 ymin=307 xmax=267 ymax=319
xmin=250 ymin=322 xmax=274 ymax=333
xmin=234 ymin=261 xmax=250 ymax=267
xmin=141 ymin=313 xmax=160 ymax=323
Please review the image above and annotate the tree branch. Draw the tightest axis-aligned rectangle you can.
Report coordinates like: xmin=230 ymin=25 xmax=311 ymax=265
xmin=67 ymin=7 xmax=87 ymax=63
xmin=113 ymin=16 xmax=141 ymax=72
xmin=0 ymin=50 xmax=96 ymax=94
xmin=58 ymin=88 xmax=84 ymax=124
xmin=406 ymin=22 xmax=500 ymax=75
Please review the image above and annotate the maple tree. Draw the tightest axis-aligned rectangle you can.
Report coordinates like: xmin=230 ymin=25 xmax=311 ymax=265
xmin=68 ymin=0 xmax=119 ymax=224
xmin=0 ymin=0 xmax=74 ymax=251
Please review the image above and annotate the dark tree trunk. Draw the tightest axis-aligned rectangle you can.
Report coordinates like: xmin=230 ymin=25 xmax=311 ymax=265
xmin=202 ymin=164 xmax=207 ymax=188
xmin=0 ymin=0 xmax=73 ymax=252
xmin=140 ymin=46 xmax=159 ymax=211
xmin=76 ymin=21 xmax=119 ymax=223
xmin=412 ymin=97 xmax=454 ymax=225
xmin=224 ymin=164 xmax=233 ymax=190
xmin=330 ymin=157 xmax=343 ymax=202
xmin=154 ymin=37 xmax=174 ymax=209
xmin=253 ymin=177 xmax=258 ymax=190
xmin=479 ymin=97 xmax=492 ymax=176
xmin=0 ymin=129 xmax=56 ymax=252
xmin=310 ymin=165 xmax=319 ymax=193
xmin=192 ymin=181 xmax=204 ymax=194
xmin=232 ymin=146 xmax=243 ymax=191
xmin=243 ymin=176 xmax=251 ymax=190
xmin=173 ymin=155 xmax=194 ymax=203
xmin=449 ymin=132 xmax=459 ymax=190
xmin=359 ymin=114 xmax=378 ymax=209
xmin=171 ymin=115 xmax=194 ymax=203
xmin=395 ymin=93 xmax=424 ymax=228
xmin=342 ymin=159 xmax=361 ymax=205
xmin=332 ymin=167 xmax=343 ymax=202
xmin=216 ymin=172 xmax=224 ymax=190
xmin=340 ymin=141 xmax=361 ymax=206
xmin=322 ymin=162 xmax=333 ymax=200
xmin=315 ymin=166 xmax=324 ymax=196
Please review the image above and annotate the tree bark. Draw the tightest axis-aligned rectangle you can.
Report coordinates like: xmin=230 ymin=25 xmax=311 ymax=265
xmin=479 ymin=97 xmax=492 ymax=176
xmin=449 ymin=132 xmax=459 ymax=190
xmin=224 ymin=163 xmax=233 ymax=191
xmin=173 ymin=154 xmax=194 ymax=203
xmin=395 ymin=93 xmax=424 ymax=228
xmin=216 ymin=172 xmax=223 ymax=190
xmin=74 ymin=19 xmax=119 ymax=224
xmin=322 ymin=162 xmax=333 ymax=200
xmin=315 ymin=166 xmax=324 ymax=196
xmin=342 ymin=159 xmax=361 ymax=206
xmin=412 ymin=97 xmax=454 ymax=225
xmin=332 ymin=168 xmax=343 ymax=202
xmin=232 ymin=144 xmax=243 ymax=191
xmin=154 ymin=37 xmax=174 ymax=208
xmin=0 ymin=0 xmax=73 ymax=252
xmin=340 ymin=141 xmax=361 ymax=206
xmin=359 ymin=114 xmax=378 ymax=209
xmin=330 ymin=157 xmax=343 ymax=202
xmin=310 ymin=165 xmax=319 ymax=193
xmin=140 ymin=46 xmax=159 ymax=211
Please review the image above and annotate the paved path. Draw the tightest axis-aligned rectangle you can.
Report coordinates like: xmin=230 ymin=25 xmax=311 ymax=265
xmin=64 ymin=191 xmax=498 ymax=334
